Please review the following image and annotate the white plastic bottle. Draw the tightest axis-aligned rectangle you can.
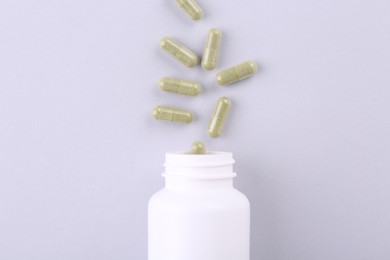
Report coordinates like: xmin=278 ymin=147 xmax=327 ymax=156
xmin=148 ymin=151 xmax=250 ymax=260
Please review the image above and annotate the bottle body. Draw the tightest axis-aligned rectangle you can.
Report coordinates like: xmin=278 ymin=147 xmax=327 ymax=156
xmin=148 ymin=152 xmax=250 ymax=260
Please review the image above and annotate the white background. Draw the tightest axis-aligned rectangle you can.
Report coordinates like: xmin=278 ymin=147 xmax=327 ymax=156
xmin=1 ymin=0 xmax=390 ymax=259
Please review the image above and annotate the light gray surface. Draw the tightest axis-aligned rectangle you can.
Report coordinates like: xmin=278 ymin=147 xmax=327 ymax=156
xmin=1 ymin=0 xmax=390 ymax=259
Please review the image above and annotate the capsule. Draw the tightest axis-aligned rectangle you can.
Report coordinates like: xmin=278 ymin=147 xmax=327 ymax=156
xmin=152 ymin=105 xmax=193 ymax=124
xmin=175 ymin=0 xmax=203 ymax=20
xmin=159 ymin=78 xmax=201 ymax=96
xmin=216 ymin=61 xmax=257 ymax=86
xmin=190 ymin=141 xmax=206 ymax=154
xmin=202 ymin=28 xmax=222 ymax=70
xmin=208 ymin=97 xmax=231 ymax=138
xmin=160 ymin=37 xmax=199 ymax=67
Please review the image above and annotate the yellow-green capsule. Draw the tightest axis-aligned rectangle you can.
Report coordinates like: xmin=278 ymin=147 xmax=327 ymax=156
xmin=160 ymin=37 xmax=199 ymax=67
xmin=202 ymin=28 xmax=222 ymax=70
xmin=175 ymin=0 xmax=203 ymax=20
xmin=159 ymin=78 xmax=201 ymax=96
xmin=190 ymin=141 xmax=206 ymax=154
xmin=152 ymin=105 xmax=193 ymax=124
xmin=208 ymin=97 xmax=231 ymax=138
xmin=216 ymin=61 xmax=257 ymax=86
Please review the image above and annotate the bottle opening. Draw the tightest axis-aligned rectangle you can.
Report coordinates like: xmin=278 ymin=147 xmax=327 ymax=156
xmin=164 ymin=151 xmax=236 ymax=179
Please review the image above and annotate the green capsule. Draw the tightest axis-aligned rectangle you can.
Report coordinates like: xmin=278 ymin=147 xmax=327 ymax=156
xmin=216 ymin=61 xmax=257 ymax=86
xmin=160 ymin=37 xmax=199 ymax=67
xmin=175 ymin=0 xmax=203 ymax=20
xmin=202 ymin=28 xmax=222 ymax=70
xmin=208 ymin=97 xmax=231 ymax=138
xmin=152 ymin=105 xmax=193 ymax=124
xmin=190 ymin=141 xmax=206 ymax=154
xmin=159 ymin=78 xmax=201 ymax=96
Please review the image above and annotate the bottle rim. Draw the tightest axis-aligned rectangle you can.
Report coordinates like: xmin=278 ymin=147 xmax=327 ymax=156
xmin=164 ymin=151 xmax=234 ymax=167
xmin=163 ymin=151 xmax=236 ymax=179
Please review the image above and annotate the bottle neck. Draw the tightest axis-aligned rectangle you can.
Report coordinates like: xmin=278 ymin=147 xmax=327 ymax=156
xmin=165 ymin=176 xmax=233 ymax=191
xmin=163 ymin=151 xmax=236 ymax=191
